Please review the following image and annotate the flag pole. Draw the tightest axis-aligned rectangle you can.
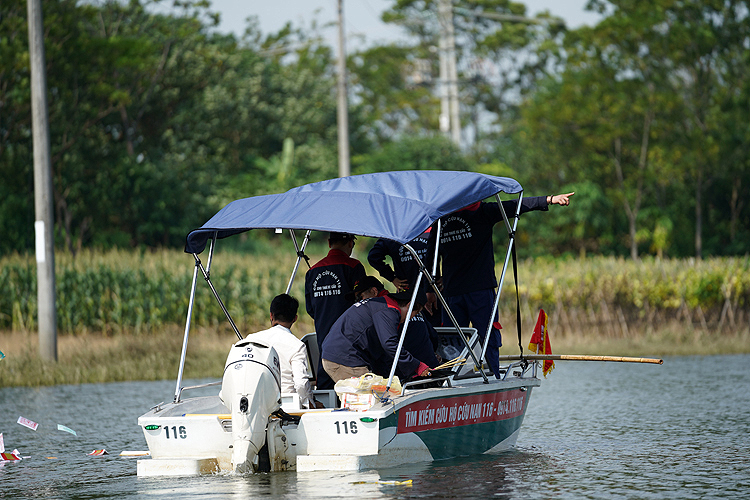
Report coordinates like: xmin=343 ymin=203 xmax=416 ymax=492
xmin=498 ymin=354 xmax=663 ymax=365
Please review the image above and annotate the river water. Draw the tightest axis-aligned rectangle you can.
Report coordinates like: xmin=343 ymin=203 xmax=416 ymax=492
xmin=1 ymin=354 xmax=748 ymax=499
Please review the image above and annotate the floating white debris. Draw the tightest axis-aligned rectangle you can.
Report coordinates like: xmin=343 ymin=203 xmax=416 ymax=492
xmin=17 ymin=416 xmax=38 ymax=431
xmin=1 ymin=450 xmax=21 ymax=462
xmin=57 ymin=424 xmax=77 ymax=436
xmin=120 ymin=450 xmax=150 ymax=457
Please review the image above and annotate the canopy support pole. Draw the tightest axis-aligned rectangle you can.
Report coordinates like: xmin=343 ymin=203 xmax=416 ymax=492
xmin=479 ymin=192 xmax=524 ymax=370
xmin=386 ymin=224 xmax=489 ymax=391
xmin=193 ymin=253 xmax=243 ymax=342
xmin=386 ymin=243 xmax=424 ymax=392
xmin=174 ymin=262 xmax=199 ymax=403
xmin=286 ymin=229 xmax=311 ymax=294
xmin=430 ymin=220 xmax=442 ymax=277
xmin=174 ymin=234 xmax=216 ymax=403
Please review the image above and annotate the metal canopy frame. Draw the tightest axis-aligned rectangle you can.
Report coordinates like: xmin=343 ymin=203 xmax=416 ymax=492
xmin=172 ymin=174 xmax=525 ymax=402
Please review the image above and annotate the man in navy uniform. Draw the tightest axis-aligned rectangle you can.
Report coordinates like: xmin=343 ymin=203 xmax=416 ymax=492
xmin=305 ymin=232 xmax=366 ymax=390
xmin=439 ymin=192 xmax=574 ymax=378
xmin=348 ymin=276 xmax=440 ymax=378
xmin=368 ymin=228 xmax=440 ymax=325
xmin=368 ymin=229 xmax=432 ymax=293
xmin=320 ymin=291 xmax=433 ymax=383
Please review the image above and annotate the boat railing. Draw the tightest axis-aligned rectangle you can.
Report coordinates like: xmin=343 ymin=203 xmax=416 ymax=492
xmin=175 ymin=380 xmax=222 ymax=403
xmin=499 ymin=360 xmax=537 ymax=380
xmin=448 ymin=357 xmax=538 ymax=383
xmin=401 ymin=375 xmax=454 ymax=395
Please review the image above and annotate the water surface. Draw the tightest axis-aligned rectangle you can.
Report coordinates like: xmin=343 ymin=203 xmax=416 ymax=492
xmin=1 ymin=354 xmax=747 ymax=499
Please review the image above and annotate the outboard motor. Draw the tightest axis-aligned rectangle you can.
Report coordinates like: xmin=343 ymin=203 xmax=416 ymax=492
xmin=219 ymin=339 xmax=281 ymax=473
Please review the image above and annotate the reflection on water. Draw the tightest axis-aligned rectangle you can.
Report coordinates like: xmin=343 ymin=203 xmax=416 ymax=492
xmin=0 ymin=355 xmax=748 ymax=499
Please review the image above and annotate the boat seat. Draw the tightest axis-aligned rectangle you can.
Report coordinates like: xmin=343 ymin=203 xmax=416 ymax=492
xmin=434 ymin=326 xmax=478 ymax=361
xmin=280 ymin=392 xmax=302 ymax=412
xmin=311 ymin=389 xmax=337 ymax=408
xmin=299 ymin=333 xmax=340 ymax=408
xmin=280 ymin=390 xmax=338 ymax=411
xmin=301 ymin=332 xmax=318 ymax=381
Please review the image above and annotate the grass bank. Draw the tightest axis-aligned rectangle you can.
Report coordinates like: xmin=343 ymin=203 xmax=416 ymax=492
xmin=0 ymin=327 xmax=231 ymax=387
xmin=1 ymin=320 xmax=747 ymax=388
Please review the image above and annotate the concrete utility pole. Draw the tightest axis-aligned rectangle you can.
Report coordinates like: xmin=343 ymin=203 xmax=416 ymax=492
xmin=438 ymin=0 xmax=461 ymax=146
xmin=27 ymin=0 xmax=57 ymax=361
xmin=336 ymin=0 xmax=350 ymax=178
xmin=436 ymin=4 xmax=560 ymax=147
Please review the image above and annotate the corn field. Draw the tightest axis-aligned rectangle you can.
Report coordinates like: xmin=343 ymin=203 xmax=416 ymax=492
xmin=502 ymin=255 xmax=750 ymax=338
xmin=1 ymin=250 xmax=749 ymax=338
xmin=0 ymin=249 xmax=305 ymax=335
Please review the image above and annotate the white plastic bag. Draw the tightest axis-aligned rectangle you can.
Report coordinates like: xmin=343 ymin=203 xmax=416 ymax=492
xmin=334 ymin=373 xmax=401 ymax=396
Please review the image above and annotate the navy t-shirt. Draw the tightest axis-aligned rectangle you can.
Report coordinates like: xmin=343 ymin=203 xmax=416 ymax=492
xmin=439 ymin=198 xmax=547 ymax=296
xmin=402 ymin=314 xmax=439 ymax=367
xmin=304 ymin=248 xmax=366 ymax=341
xmin=321 ymin=296 xmax=421 ymax=378
xmin=370 ymin=313 xmax=440 ymax=379
xmin=368 ymin=228 xmax=433 ymax=304
xmin=368 ymin=228 xmax=432 ymax=286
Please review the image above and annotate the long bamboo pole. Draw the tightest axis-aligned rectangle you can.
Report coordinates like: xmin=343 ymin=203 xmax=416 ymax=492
xmin=498 ymin=354 xmax=663 ymax=365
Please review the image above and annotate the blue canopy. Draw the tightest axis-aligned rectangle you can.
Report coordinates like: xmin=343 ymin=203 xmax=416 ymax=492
xmin=185 ymin=170 xmax=522 ymax=254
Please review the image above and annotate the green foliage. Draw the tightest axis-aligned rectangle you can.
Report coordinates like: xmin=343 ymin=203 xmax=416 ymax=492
xmin=349 ymin=44 xmax=440 ymax=141
xmin=496 ymin=0 xmax=750 ymax=258
xmin=0 ymin=0 xmax=341 ymax=255
xmin=507 ymin=255 xmax=750 ymax=324
xmin=354 ymin=135 xmax=470 ymax=174
xmin=1 ymin=0 xmax=750 ymax=260
xmin=510 ymin=180 xmax=614 ymax=257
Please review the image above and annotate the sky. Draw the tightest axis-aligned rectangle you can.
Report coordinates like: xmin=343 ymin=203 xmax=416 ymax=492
xmin=205 ymin=0 xmax=603 ymax=50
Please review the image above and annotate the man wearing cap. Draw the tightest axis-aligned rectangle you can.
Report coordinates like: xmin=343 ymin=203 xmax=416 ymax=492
xmin=320 ymin=291 xmax=433 ymax=383
xmin=305 ymin=232 xmax=366 ymax=390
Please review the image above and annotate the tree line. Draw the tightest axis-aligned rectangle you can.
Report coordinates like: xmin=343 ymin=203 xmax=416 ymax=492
xmin=1 ymin=0 xmax=748 ymax=259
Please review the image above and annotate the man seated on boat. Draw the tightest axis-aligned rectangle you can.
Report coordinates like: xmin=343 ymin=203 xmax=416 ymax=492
xmin=347 ymin=276 xmax=441 ymax=379
xmin=304 ymin=232 xmax=367 ymax=390
xmin=246 ymin=294 xmax=315 ymax=409
xmin=320 ymin=290 xmax=433 ymax=384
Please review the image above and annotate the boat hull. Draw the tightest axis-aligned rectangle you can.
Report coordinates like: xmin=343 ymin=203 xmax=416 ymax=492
xmin=296 ymin=378 xmax=537 ymax=471
xmin=137 ymin=377 xmax=539 ymax=475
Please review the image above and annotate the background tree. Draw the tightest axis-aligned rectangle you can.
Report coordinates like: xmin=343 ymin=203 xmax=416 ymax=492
xmin=0 ymin=0 xmax=35 ymax=254
xmin=354 ymin=134 xmax=470 ymax=173
xmin=349 ymin=44 xmax=440 ymax=143
xmin=498 ymin=0 xmax=750 ymax=258
xmin=381 ymin=0 xmax=565 ymax=154
xmin=2 ymin=0 xmax=750 ymax=259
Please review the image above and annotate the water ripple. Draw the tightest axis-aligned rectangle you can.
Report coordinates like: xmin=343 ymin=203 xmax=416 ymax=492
xmin=0 ymin=355 xmax=748 ymax=499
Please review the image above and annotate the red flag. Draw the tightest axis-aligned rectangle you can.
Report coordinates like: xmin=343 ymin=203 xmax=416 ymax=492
xmin=528 ymin=309 xmax=554 ymax=377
